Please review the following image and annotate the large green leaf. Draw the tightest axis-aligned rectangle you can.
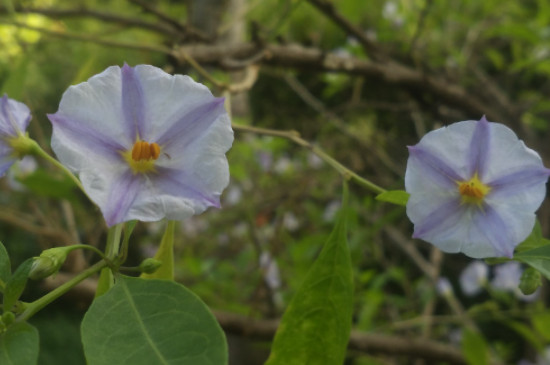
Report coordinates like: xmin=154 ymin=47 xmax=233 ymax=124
xmin=81 ymin=276 xmax=227 ymax=365
xmin=3 ymin=258 xmax=33 ymax=313
xmin=514 ymin=244 xmax=550 ymax=280
xmin=266 ymin=182 xmax=353 ymax=365
xmin=0 ymin=322 xmax=39 ymax=365
xmin=0 ymin=241 xmax=10 ymax=290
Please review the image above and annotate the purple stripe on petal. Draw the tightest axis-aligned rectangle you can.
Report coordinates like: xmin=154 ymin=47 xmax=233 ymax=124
xmin=488 ymin=166 xmax=550 ymax=198
xmin=154 ymin=167 xmax=220 ymax=208
xmin=408 ymin=145 xmax=464 ymax=187
xmin=156 ymin=98 xmax=226 ymax=151
xmin=413 ymin=197 xmax=464 ymax=239
xmin=474 ymin=204 xmax=514 ymax=258
xmin=48 ymin=113 xmax=125 ymax=160
xmin=121 ymin=64 xmax=146 ymax=139
xmin=468 ymin=116 xmax=490 ymax=178
xmin=0 ymin=95 xmax=17 ymax=136
xmin=103 ymin=170 xmax=143 ymax=226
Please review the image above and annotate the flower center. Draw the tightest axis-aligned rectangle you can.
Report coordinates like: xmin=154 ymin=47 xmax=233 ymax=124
xmin=122 ymin=140 xmax=160 ymax=174
xmin=457 ymin=173 xmax=490 ymax=204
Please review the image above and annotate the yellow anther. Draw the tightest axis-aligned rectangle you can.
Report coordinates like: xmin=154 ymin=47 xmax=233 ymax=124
xmin=124 ymin=140 xmax=161 ymax=174
xmin=131 ymin=141 xmax=160 ymax=162
xmin=457 ymin=173 xmax=490 ymax=205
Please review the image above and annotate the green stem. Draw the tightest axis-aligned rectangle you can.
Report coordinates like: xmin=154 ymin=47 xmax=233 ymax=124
xmin=65 ymin=244 xmax=108 ymax=261
xmin=232 ymin=123 xmax=387 ymax=195
xmin=17 ymin=260 xmax=108 ymax=322
xmin=95 ymin=224 xmax=123 ymax=297
xmin=29 ymin=139 xmax=88 ymax=198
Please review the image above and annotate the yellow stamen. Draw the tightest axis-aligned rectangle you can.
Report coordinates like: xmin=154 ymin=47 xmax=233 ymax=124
xmin=123 ymin=140 xmax=161 ymax=174
xmin=457 ymin=173 xmax=490 ymax=205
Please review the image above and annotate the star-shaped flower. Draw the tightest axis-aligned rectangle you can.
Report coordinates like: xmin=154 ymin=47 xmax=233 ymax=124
xmin=0 ymin=95 xmax=31 ymax=176
xmin=48 ymin=64 xmax=233 ymax=226
xmin=405 ymin=117 xmax=549 ymax=258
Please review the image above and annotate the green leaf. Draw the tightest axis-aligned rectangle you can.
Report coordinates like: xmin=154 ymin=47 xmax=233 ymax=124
xmin=514 ymin=244 xmax=550 ymax=280
xmin=266 ymin=181 xmax=353 ymax=365
xmin=0 ymin=241 xmax=11 ymax=290
xmin=141 ymin=220 xmax=175 ymax=280
xmin=515 ymin=220 xmax=546 ymax=253
xmin=0 ymin=322 xmax=39 ymax=365
xmin=3 ymin=258 xmax=33 ymax=313
xmin=375 ymin=190 xmax=409 ymax=206
xmin=461 ymin=329 xmax=489 ymax=365
xmin=81 ymin=276 xmax=227 ymax=365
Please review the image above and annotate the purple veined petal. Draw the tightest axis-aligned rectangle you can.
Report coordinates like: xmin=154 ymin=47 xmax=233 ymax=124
xmin=407 ymin=145 xmax=464 ymax=189
xmin=0 ymin=95 xmax=31 ymax=137
xmin=155 ymin=98 xmax=226 ymax=152
xmin=467 ymin=116 xmax=490 ymax=179
xmin=48 ymin=113 xmax=126 ymax=161
xmin=103 ymin=170 xmax=144 ymax=226
xmin=412 ymin=197 xmax=465 ymax=239
xmin=0 ymin=156 xmax=17 ymax=177
xmin=121 ymin=64 xmax=146 ymax=139
xmin=474 ymin=204 xmax=514 ymax=258
xmin=153 ymin=167 xmax=221 ymax=209
xmin=488 ymin=166 xmax=550 ymax=198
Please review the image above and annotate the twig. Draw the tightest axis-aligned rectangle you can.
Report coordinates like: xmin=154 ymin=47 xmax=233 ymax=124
xmin=128 ymin=0 xmax=210 ymax=42
xmin=232 ymin=123 xmax=386 ymax=194
xmin=1 ymin=6 xmax=182 ymax=38
xmin=0 ymin=19 xmax=172 ymax=54
xmin=305 ymin=0 xmax=384 ymax=60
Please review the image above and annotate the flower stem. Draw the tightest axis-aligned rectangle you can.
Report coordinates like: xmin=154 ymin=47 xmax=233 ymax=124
xmin=17 ymin=260 xmax=108 ymax=322
xmin=28 ymin=139 xmax=89 ymax=198
xmin=232 ymin=123 xmax=387 ymax=195
xmin=95 ymin=224 xmax=123 ymax=297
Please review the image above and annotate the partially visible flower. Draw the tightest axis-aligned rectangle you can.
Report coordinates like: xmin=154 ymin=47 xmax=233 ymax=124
xmin=323 ymin=200 xmax=341 ymax=222
xmin=491 ymin=262 xmax=539 ymax=301
xmin=459 ymin=260 xmax=489 ymax=296
xmin=406 ymin=117 xmax=550 ymax=258
xmin=259 ymin=251 xmax=281 ymax=291
xmin=436 ymin=277 xmax=453 ymax=297
xmin=0 ymin=95 xmax=31 ymax=176
xmin=48 ymin=64 xmax=233 ymax=226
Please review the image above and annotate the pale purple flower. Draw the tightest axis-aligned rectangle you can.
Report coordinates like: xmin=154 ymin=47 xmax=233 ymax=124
xmin=406 ymin=117 xmax=550 ymax=258
xmin=459 ymin=260 xmax=488 ymax=296
xmin=48 ymin=64 xmax=233 ymax=226
xmin=0 ymin=95 xmax=31 ymax=176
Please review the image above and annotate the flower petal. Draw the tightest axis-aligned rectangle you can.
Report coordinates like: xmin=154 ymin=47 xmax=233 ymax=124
xmin=102 ymin=170 xmax=143 ymax=226
xmin=472 ymin=204 xmax=516 ymax=258
xmin=0 ymin=95 xmax=31 ymax=137
xmin=49 ymin=66 xmax=134 ymax=149
xmin=121 ymin=64 xmax=146 ymax=139
xmin=467 ymin=116 xmax=490 ymax=178
xmin=406 ymin=145 xmax=463 ymax=192
xmin=410 ymin=195 xmax=465 ymax=241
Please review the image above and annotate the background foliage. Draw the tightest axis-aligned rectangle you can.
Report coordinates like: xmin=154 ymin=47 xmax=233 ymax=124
xmin=1 ymin=0 xmax=550 ymax=364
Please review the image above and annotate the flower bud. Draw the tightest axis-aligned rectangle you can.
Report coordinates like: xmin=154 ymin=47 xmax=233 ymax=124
xmin=2 ymin=312 xmax=15 ymax=326
xmin=29 ymin=247 xmax=70 ymax=280
xmin=139 ymin=258 xmax=162 ymax=274
xmin=519 ymin=267 xmax=542 ymax=295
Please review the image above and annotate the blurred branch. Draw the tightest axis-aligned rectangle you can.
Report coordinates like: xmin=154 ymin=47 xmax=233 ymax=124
xmin=173 ymin=43 xmax=512 ymax=124
xmin=0 ymin=19 xmax=172 ymax=53
xmin=232 ymin=123 xmax=386 ymax=194
xmin=128 ymin=0 xmax=211 ymax=42
xmin=0 ymin=5 xmax=182 ymax=38
xmin=305 ymin=0 xmax=384 ymax=61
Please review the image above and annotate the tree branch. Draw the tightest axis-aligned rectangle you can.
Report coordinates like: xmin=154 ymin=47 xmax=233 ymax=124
xmin=173 ymin=42 xmax=512 ymax=124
